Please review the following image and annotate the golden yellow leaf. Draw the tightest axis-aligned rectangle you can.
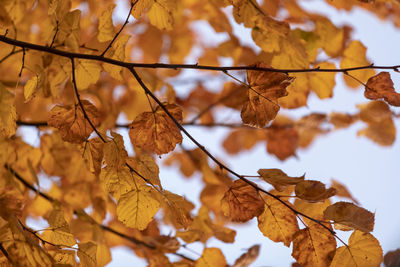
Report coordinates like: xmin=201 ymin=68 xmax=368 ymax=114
xmin=329 ymin=113 xmax=358 ymax=129
xmin=258 ymin=168 xmax=304 ymax=192
xmin=45 ymin=205 xmax=76 ymax=246
xmin=315 ymin=18 xmax=345 ymax=57
xmin=330 ymin=231 xmax=383 ymax=267
xmin=75 ymin=60 xmax=101 ymax=90
xmin=233 ymin=244 xmax=260 ymax=267
xmin=257 ymin=194 xmax=299 ymax=246
xmin=340 ymin=41 xmax=375 ymax=88
xmin=294 ymin=199 xmax=332 ymax=222
xmin=100 ymin=165 xmax=136 ymax=201
xmin=82 ymin=137 xmax=104 ymax=175
xmin=147 ymin=0 xmax=176 ymax=30
xmin=97 ymin=4 xmax=116 ymax=42
xmin=56 ymin=10 xmax=82 ymax=51
xmin=161 ymin=190 xmax=194 ymax=229
xmin=309 ymin=62 xmax=336 ymax=99
xmin=221 ymin=179 xmax=264 ymax=222
xmin=48 ymin=250 xmax=76 ymax=265
xmin=195 ymin=247 xmax=227 ymax=267
xmin=365 ymin=72 xmax=400 ymax=106
xmin=129 ymin=103 xmax=183 ymax=155
xmin=117 ymin=185 xmax=160 ymax=230
xmin=78 ymin=242 xmax=97 ymax=267
xmin=104 ymin=132 xmax=128 ymax=170
xmin=24 ymin=66 xmax=44 ymax=102
xmin=241 ymin=63 xmax=293 ymax=128
xmin=0 ymin=83 xmax=17 ymax=137
xmin=358 ymin=100 xmax=391 ymax=123
xmin=126 ymin=153 xmax=161 ymax=188
xmin=131 ymin=0 xmax=154 ymax=18
xmin=47 ymin=100 xmax=100 ymax=143
xmin=324 ymin=201 xmax=374 ymax=232
xmin=295 ymin=180 xmax=336 ymax=202
xmin=292 ymin=223 xmax=336 ymax=267
xmin=103 ymin=34 xmax=130 ymax=80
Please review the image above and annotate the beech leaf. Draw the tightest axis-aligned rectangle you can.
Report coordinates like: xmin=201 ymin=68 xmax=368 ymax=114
xmin=129 ymin=103 xmax=183 ymax=155
xmin=295 ymin=180 xmax=336 ymax=202
xmin=258 ymin=168 xmax=304 ymax=191
xmin=365 ymin=72 xmax=400 ymax=106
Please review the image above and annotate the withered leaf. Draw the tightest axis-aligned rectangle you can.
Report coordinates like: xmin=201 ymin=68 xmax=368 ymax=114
xmin=292 ymin=223 xmax=336 ymax=267
xmin=221 ymin=179 xmax=265 ymax=222
xmin=48 ymin=100 xmax=100 ymax=143
xmin=129 ymin=103 xmax=183 ymax=155
xmin=365 ymin=72 xmax=400 ymax=106
xmin=323 ymin=201 xmax=374 ymax=232
xmin=241 ymin=63 xmax=294 ymax=128
xmin=295 ymin=180 xmax=336 ymax=202
xmin=233 ymin=244 xmax=260 ymax=267
xmin=258 ymin=168 xmax=304 ymax=192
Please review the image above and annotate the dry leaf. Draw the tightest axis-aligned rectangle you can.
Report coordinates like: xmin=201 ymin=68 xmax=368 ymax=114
xmin=295 ymin=180 xmax=336 ymax=202
xmin=365 ymin=72 xmax=400 ymax=106
xmin=258 ymin=168 xmax=304 ymax=191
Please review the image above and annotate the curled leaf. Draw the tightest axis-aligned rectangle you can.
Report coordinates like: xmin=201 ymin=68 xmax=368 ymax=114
xmin=233 ymin=244 xmax=260 ymax=267
xmin=221 ymin=179 xmax=264 ymax=222
xmin=323 ymin=201 xmax=374 ymax=232
xmin=365 ymin=72 xmax=400 ymax=106
xmin=129 ymin=103 xmax=183 ymax=155
xmin=48 ymin=100 xmax=100 ymax=143
xmin=295 ymin=180 xmax=336 ymax=202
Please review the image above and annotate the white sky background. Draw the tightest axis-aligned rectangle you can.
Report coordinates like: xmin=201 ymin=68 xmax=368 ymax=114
xmin=109 ymin=1 xmax=400 ymax=267
xmin=19 ymin=1 xmax=400 ymax=266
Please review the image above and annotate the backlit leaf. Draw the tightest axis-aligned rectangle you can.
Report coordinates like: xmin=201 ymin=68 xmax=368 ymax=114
xmin=147 ymin=0 xmax=176 ymax=30
xmin=129 ymin=103 xmax=183 ymax=155
xmin=48 ymin=100 xmax=100 ymax=143
xmin=75 ymin=60 xmax=101 ymax=90
xmin=309 ymin=62 xmax=336 ymax=99
xmin=365 ymin=72 xmax=400 ymax=106
xmin=323 ymin=201 xmax=374 ymax=232
xmin=241 ymin=63 xmax=294 ymax=128
xmin=221 ymin=179 xmax=264 ymax=222
xmin=292 ymin=223 xmax=336 ymax=267
xmin=97 ymin=4 xmax=116 ymax=42
xmin=104 ymin=132 xmax=128 ymax=170
xmin=195 ymin=247 xmax=227 ymax=267
xmin=117 ymin=185 xmax=160 ymax=230
xmin=330 ymin=231 xmax=382 ymax=267
xmin=100 ymin=165 xmax=136 ymax=201
xmin=46 ymin=205 xmax=76 ymax=246
xmin=0 ymin=83 xmax=17 ymax=137
xmin=78 ymin=242 xmax=97 ymax=267
xmin=257 ymin=194 xmax=299 ymax=246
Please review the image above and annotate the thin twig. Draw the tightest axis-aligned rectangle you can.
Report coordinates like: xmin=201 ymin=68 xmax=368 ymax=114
xmin=100 ymin=0 xmax=137 ymax=57
xmin=49 ymin=21 xmax=59 ymax=48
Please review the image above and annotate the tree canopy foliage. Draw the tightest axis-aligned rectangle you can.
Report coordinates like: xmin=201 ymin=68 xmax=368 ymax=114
xmin=0 ymin=0 xmax=399 ymax=266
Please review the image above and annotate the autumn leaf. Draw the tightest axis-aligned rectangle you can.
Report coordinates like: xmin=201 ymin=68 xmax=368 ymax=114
xmin=258 ymin=168 xmax=304 ymax=191
xmin=75 ymin=60 xmax=101 ymax=90
xmin=323 ymin=201 xmax=374 ymax=232
xmin=100 ymin=165 xmax=136 ymax=201
xmin=241 ymin=63 xmax=294 ymax=128
xmin=117 ymin=185 xmax=160 ymax=230
xmin=309 ymin=62 xmax=336 ymax=99
xmin=161 ymin=190 xmax=194 ymax=229
xmin=195 ymin=247 xmax=227 ymax=267
xmin=295 ymin=180 xmax=336 ymax=202
xmin=257 ymin=193 xmax=299 ymax=246
xmin=330 ymin=231 xmax=383 ymax=267
xmin=104 ymin=132 xmax=128 ymax=170
xmin=221 ymin=179 xmax=264 ymax=222
xmin=292 ymin=223 xmax=336 ymax=267
xmin=0 ymin=83 xmax=17 ymax=137
xmin=48 ymin=100 xmax=100 ymax=143
xmin=384 ymin=249 xmax=400 ymax=267
xmin=78 ymin=242 xmax=97 ymax=267
xmin=330 ymin=179 xmax=359 ymax=204
xmin=45 ymin=205 xmax=76 ymax=247
xmin=147 ymin=0 xmax=176 ymax=31
xmin=129 ymin=103 xmax=183 ymax=155
xmin=233 ymin=244 xmax=260 ymax=267
xmin=97 ymin=4 xmax=116 ymax=42
xmin=365 ymin=72 xmax=400 ymax=106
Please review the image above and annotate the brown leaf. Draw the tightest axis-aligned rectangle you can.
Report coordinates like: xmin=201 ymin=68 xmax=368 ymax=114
xmin=129 ymin=103 xmax=183 ymax=155
xmin=48 ymin=100 xmax=100 ymax=143
xmin=384 ymin=249 xmax=400 ymax=267
xmin=258 ymin=168 xmax=304 ymax=192
xmin=292 ymin=223 xmax=336 ymax=267
xmin=233 ymin=244 xmax=260 ymax=267
xmin=295 ymin=180 xmax=336 ymax=202
xmin=266 ymin=126 xmax=298 ymax=160
xmin=221 ymin=180 xmax=265 ymax=222
xmin=241 ymin=62 xmax=294 ymax=128
xmin=323 ymin=201 xmax=375 ymax=232
xmin=329 ymin=112 xmax=358 ymax=129
xmin=365 ymin=72 xmax=400 ymax=106
xmin=331 ymin=178 xmax=359 ymax=204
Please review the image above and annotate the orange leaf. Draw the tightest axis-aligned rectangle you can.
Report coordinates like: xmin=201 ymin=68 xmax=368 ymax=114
xmin=233 ymin=244 xmax=260 ymax=267
xmin=47 ymin=100 xmax=100 ymax=143
xmin=365 ymin=72 xmax=400 ymax=106
xmin=258 ymin=168 xmax=304 ymax=192
xmin=330 ymin=179 xmax=359 ymax=204
xmin=257 ymin=194 xmax=299 ymax=246
xmin=330 ymin=231 xmax=382 ymax=267
xmin=323 ymin=201 xmax=374 ymax=232
xmin=295 ymin=180 xmax=336 ymax=202
xmin=221 ymin=179 xmax=265 ymax=222
xmin=195 ymin=247 xmax=227 ymax=267
xmin=292 ymin=223 xmax=336 ymax=267
xmin=241 ymin=63 xmax=293 ymax=128
xmin=129 ymin=103 xmax=183 ymax=155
